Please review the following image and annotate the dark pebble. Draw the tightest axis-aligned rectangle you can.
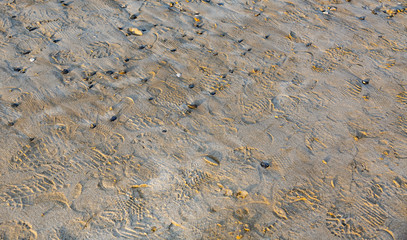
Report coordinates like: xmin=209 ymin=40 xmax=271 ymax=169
xmin=260 ymin=162 xmax=270 ymax=168
xmin=26 ymin=26 xmax=38 ymax=31
xmin=305 ymin=42 xmax=312 ymax=47
xmin=29 ymin=137 xmax=35 ymax=141
xmin=106 ymin=70 xmax=114 ymax=75
xmin=89 ymin=84 xmax=94 ymax=89
xmin=53 ymin=39 xmax=61 ymax=43
xmin=11 ymin=103 xmax=20 ymax=108
xmin=148 ymin=97 xmax=154 ymax=101
xmin=217 ymin=2 xmax=224 ymax=5
xmin=22 ymin=51 xmax=31 ymax=55
xmin=238 ymin=39 xmax=244 ymax=43
xmin=61 ymin=69 xmax=70 ymax=74
xmin=362 ymin=79 xmax=370 ymax=85
xmin=129 ymin=14 xmax=137 ymax=19
xmin=124 ymin=58 xmax=130 ymax=62
xmin=13 ymin=67 xmax=22 ymax=72
xmin=264 ymin=35 xmax=270 ymax=39
xmin=162 ymin=129 xmax=167 ymax=133
xmin=358 ymin=16 xmax=366 ymax=20
xmin=110 ymin=116 xmax=117 ymax=122
xmin=188 ymin=84 xmax=195 ymax=88
xmin=170 ymin=49 xmax=177 ymax=52
xmin=139 ymin=45 xmax=146 ymax=49
xmin=8 ymin=121 xmax=15 ymax=126
xmin=210 ymin=91 xmax=216 ymax=95
xmin=247 ymin=48 xmax=252 ymax=52
xmin=90 ymin=123 xmax=97 ymax=129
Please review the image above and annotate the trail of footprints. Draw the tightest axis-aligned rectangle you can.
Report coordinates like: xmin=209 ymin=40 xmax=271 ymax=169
xmin=1 ymin=0 xmax=407 ymax=238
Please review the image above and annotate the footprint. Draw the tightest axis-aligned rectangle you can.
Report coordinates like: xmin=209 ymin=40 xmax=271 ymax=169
xmin=50 ymin=50 xmax=77 ymax=65
xmin=176 ymin=169 xmax=212 ymax=200
xmin=0 ymin=175 xmax=57 ymax=208
xmin=86 ymin=41 xmax=114 ymax=59
xmin=326 ymin=197 xmax=390 ymax=240
xmin=124 ymin=114 xmax=164 ymax=132
xmin=92 ymin=189 xmax=156 ymax=239
xmin=240 ymin=97 xmax=273 ymax=124
xmin=0 ymin=220 xmax=37 ymax=240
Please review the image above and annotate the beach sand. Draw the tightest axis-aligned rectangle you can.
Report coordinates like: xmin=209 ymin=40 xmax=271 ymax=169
xmin=0 ymin=0 xmax=406 ymax=239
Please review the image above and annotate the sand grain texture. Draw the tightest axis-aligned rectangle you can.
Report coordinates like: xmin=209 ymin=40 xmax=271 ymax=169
xmin=0 ymin=0 xmax=407 ymax=239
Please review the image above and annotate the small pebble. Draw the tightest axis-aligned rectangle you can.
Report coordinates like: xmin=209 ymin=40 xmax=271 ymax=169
xmin=128 ymin=27 xmax=143 ymax=36
xmin=176 ymin=73 xmax=182 ymax=77
xmin=110 ymin=116 xmax=117 ymax=122
xmin=260 ymin=162 xmax=270 ymax=168
xmin=11 ymin=103 xmax=20 ymax=108
xmin=358 ymin=16 xmax=366 ymax=20
xmin=162 ymin=129 xmax=167 ymax=133
xmin=210 ymin=91 xmax=216 ymax=95
xmin=188 ymin=84 xmax=195 ymax=89
xmin=362 ymin=79 xmax=370 ymax=85
xmin=61 ymin=69 xmax=70 ymax=74
xmin=29 ymin=57 xmax=36 ymax=62
xmin=170 ymin=49 xmax=177 ymax=52
xmin=129 ymin=14 xmax=137 ymax=20
xmin=90 ymin=123 xmax=97 ymax=129
xmin=148 ymin=97 xmax=154 ymax=101
xmin=187 ymin=104 xmax=198 ymax=109
xmin=106 ymin=70 xmax=114 ymax=75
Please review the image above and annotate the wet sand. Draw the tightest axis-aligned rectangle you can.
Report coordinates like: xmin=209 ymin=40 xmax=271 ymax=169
xmin=0 ymin=0 xmax=406 ymax=239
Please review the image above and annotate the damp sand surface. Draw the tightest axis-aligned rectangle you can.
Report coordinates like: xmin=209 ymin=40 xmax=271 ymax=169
xmin=0 ymin=0 xmax=407 ymax=239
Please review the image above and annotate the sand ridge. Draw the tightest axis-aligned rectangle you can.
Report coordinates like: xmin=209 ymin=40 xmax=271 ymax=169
xmin=0 ymin=0 xmax=407 ymax=239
